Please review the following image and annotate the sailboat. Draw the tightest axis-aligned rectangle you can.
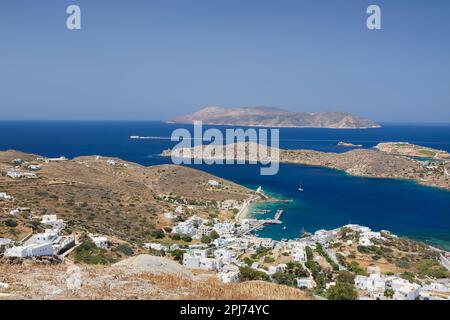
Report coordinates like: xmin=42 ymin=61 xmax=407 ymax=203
xmin=298 ymin=181 xmax=304 ymax=192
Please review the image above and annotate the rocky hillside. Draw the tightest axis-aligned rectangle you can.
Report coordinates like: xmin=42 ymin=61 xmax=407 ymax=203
xmin=0 ymin=255 xmax=313 ymax=300
xmin=170 ymin=106 xmax=380 ymax=129
xmin=0 ymin=150 xmax=253 ymax=244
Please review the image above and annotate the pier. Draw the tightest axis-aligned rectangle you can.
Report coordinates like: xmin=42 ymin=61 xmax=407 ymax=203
xmin=274 ymin=209 xmax=284 ymax=220
xmin=240 ymin=209 xmax=284 ymax=235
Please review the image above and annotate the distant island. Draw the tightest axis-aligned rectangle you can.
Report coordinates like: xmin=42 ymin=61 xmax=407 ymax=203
xmin=337 ymin=141 xmax=363 ymax=148
xmin=170 ymin=106 xmax=381 ymax=129
xmin=162 ymin=141 xmax=450 ymax=191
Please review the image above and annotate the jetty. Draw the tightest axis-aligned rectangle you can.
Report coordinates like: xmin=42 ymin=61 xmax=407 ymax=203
xmin=239 ymin=209 xmax=284 ymax=235
xmin=274 ymin=209 xmax=284 ymax=220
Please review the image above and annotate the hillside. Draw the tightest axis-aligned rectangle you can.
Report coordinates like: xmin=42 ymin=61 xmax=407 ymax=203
xmin=0 ymin=150 xmax=253 ymax=244
xmin=170 ymin=106 xmax=380 ymax=129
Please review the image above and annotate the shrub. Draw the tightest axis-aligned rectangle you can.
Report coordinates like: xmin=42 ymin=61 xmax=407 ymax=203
xmin=116 ymin=244 xmax=134 ymax=256
xmin=5 ymin=219 xmax=18 ymax=228
xmin=209 ymin=230 xmax=219 ymax=240
xmin=201 ymin=235 xmax=211 ymax=244
xmin=74 ymin=240 xmax=113 ymax=265
xmin=170 ymin=249 xmax=185 ymax=261
xmin=181 ymin=235 xmax=192 ymax=242
xmin=263 ymin=256 xmax=275 ymax=264
xmin=239 ymin=266 xmax=270 ymax=282
xmin=327 ymin=282 xmax=358 ymax=300
xmin=336 ymin=270 xmax=355 ymax=284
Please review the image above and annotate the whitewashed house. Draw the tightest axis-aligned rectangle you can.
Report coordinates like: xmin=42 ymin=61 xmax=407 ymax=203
xmin=0 ymin=192 xmax=13 ymax=200
xmin=4 ymin=243 xmax=54 ymax=258
xmin=163 ymin=211 xmax=177 ymax=221
xmin=208 ymin=180 xmax=220 ymax=187
xmin=41 ymin=215 xmax=65 ymax=230
xmin=218 ymin=264 xmax=240 ymax=283
xmin=89 ymin=236 xmax=108 ymax=249
xmin=354 ymin=274 xmax=386 ymax=292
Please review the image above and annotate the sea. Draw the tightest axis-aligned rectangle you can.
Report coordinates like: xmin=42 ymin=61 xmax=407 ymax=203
xmin=0 ymin=121 xmax=449 ymax=250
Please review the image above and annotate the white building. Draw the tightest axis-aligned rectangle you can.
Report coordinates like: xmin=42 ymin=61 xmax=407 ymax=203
xmin=6 ymin=170 xmax=37 ymax=179
xmin=41 ymin=215 xmax=65 ymax=230
xmin=164 ymin=211 xmax=177 ymax=221
xmin=355 ymin=274 xmax=386 ymax=292
xmin=175 ymin=206 xmax=183 ymax=214
xmin=389 ymin=278 xmax=421 ymax=300
xmin=183 ymin=250 xmax=218 ymax=271
xmin=213 ymin=221 xmax=235 ymax=238
xmin=0 ymin=192 xmax=14 ymax=200
xmin=27 ymin=164 xmax=42 ymax=171
xmin=45 ymin=156 xmax=68 ymax=163
xmin=4 ymin=243 xmax=54 ymax=258
xmin=89 ymin=236 xmax=108 ymax=249
xmin=144 ymin=243 xmax=168 ymax=251
xmin=9 ymin=209 xmax=20 ymax=217
xmin=208 ymin=180 xmax=220 ymax=187
xmin=358 ymin=237 xmax=373 ymax=247
xmin=0 ymin=238 xmax=12 ymax=247
xmin=268 ymin=263 xmax=287 ymax=275
xmin=218 ymin=264 xmax=240 ymax=283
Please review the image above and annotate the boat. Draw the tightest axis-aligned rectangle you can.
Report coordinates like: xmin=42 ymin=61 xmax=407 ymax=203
xmin=298 ymin=181 xmax=304 ymax=192
xmin=282 ymin=226 xmax=287 ymax=230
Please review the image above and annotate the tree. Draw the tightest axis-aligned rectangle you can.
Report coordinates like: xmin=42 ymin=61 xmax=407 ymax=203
xmin=326 ymin=282 xmax=358 ymax=300
xmin=272 ymin=271 xmax=297 ymax=287
xmin=336 ymin=270 xmax=355 ymax=284
xmin=5 ymin=219 xmax=18 ymax=228
xmin=181 ymin=235 xmax=192 ymax=242
xmin=239 ymin=266 xmax=270 ymax=282
xmin=170 ymin=249 xmax=185 ymax=261
xmin=201 ymin=235 xmax=211 ymax=244
xmin=209 ymin=230 xmax=219 ymax=240
xmin=384 ymin=288 xmax=394 ymax=299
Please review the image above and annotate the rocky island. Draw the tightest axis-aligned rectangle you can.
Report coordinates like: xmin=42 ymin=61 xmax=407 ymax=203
xmin=163 ymin=141 xmax=450 ymax=191
xmin=170 ymin=106 xmax=381 ymax=129
xmin=375 ymin=142 xmax=450 ymax=160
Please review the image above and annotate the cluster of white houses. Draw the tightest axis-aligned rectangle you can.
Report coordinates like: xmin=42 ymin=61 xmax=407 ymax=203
xmin=3 ymin=214 xmax=75 ymax=258
xmin=146 ymin=215 xmax=450 ymax=299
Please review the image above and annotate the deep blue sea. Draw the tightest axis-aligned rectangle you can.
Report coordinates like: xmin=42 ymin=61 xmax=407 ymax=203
xmin=1 ymin=121 xmax=449 ymax=250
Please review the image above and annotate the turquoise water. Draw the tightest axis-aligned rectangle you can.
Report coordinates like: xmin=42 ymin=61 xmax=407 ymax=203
xmin=195 ymin=163 xmax=450 ymax=251
xmin=0 ymin=121 xmax=449 ymax=249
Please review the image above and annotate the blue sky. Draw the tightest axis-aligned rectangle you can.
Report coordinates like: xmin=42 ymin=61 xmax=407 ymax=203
xmin=0 ymin=0 xmax=449 ymax=122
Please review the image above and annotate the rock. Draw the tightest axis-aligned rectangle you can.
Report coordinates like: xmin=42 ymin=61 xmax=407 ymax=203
xmin=65 ymin=265 xmax=82 ymax=292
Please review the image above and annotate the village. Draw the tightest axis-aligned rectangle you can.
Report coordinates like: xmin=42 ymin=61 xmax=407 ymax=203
xmin=0 ymin=156 xmax=449 ymax=300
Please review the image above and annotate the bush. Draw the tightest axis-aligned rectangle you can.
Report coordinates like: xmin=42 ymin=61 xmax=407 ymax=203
xmin=4 ymin=219 xmax=18 ymax=228
xmin=201 ymin=235 xmax=211 ymax=244
xmin=272 ymin=271 xmax=297 ymax=287
xmin=171 ymin=234 xmax=181 ymax=241
xmin=152 ymin=229 xmax=165 ymax=239
xmin=263 ymin=256 xmax=275 ymax=263
xmin=74 ymin=240 xmax=113 ymax=265
xmin=316 ymin=243 xmax=339 ymax=271
xmin=336 ymin=270 xmax=355 ymax=284
xmin=326 ymin=282 xmax=358 ymax=300
xmin=170 ymin=249 xmax=185 ymax=261
xmin=116 ymin=244 xmax=134 ymax=256
xmin=209 ymin=230 xmax=219 ymax=240
xmin=239 ymin=266 xmax=270 ymax=282
xmin=418 ymin=259 xmax=450 ymax=278
xmin=181 ymin=235 xmax=192 ymax=242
